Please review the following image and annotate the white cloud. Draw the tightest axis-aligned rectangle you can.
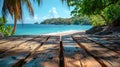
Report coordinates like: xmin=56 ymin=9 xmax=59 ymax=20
xmin=40 ymin=7 xmax=59 ymax=22
xmin=24 ymin=7 xmax=59 ymax=23
xmin=32 ymin=15 xmax=41 ymax=21
xmin=48 ymin=7 xmax=59 ymax=18
xmin=34 ymin=15 xmax=39 ymax=20
xmin=49 ymin=7 xmax=57 ymax=14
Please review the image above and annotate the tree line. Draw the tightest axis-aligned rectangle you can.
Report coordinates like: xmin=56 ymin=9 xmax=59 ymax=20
xmin=41 ymin=17 xmax=91 ymax=25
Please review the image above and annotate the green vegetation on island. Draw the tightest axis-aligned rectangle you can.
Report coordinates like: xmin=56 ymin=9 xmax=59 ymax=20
xmin=41 ymin=17 xmax=91 ymax=25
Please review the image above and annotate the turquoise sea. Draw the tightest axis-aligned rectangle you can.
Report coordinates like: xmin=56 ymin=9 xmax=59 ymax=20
xmin=8 ymin=24 xmax=92 ymax=35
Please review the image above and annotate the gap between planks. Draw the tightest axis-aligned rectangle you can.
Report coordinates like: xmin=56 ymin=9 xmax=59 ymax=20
xmin=12 ymin=36 xmax=50 ymax=67
xmin=59 ymin=41 xmax=65 ymax=67
xmin=72 ymin=35 xmax=120 ymax=67
xmin=72 ymin=36 xmax=108 ymax=67
xmin=81 ymin=35 xmax=120 ymax=54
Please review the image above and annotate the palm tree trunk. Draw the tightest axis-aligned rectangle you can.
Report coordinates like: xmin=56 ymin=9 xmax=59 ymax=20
xmin=11 ymin=19 xmax=17 ymax=35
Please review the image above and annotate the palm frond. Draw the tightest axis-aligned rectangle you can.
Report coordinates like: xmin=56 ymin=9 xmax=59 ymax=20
xmin=61 ymin=0 xmax=73 ymax=6
xmin=33 ymin=0 xmax=42 ymax=6
xmin=26 ymin=0 xmax=34 ymax=16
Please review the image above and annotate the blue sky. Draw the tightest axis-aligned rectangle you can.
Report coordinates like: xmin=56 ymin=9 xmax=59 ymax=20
xmin=0 ymin=0 xmax=74 ymax=24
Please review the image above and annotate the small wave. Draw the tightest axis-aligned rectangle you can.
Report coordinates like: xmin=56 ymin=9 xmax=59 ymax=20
xmin=42 ymin=30 xmax=85 ymax=36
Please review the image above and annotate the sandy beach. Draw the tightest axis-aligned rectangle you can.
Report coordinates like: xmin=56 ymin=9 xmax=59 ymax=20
xmin=42 ymin=30 xmax=85 ymax=36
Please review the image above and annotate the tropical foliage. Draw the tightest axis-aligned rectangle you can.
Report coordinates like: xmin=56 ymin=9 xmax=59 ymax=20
xmin=0 ymin=17 xmax=12 ymax=37
xmin=0 ymin=0 xmax=41 ymax=35
xmin=41 ymin=17 xmax=91 ymax=25
xmin=0 ymin=17 xmax=7 ymax=26
xmin=90 ymin=15 xmax=106 ymax=26
xmin=62 ymin=0 xmax=120 ymax=26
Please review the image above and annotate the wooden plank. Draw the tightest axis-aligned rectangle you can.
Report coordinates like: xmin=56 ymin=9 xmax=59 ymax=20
xmin=0 ymin=36 xmax=41 ymax=54
xmin=84 ymin=35 xmax=120 ymax=54
xmin=63 ymin=36 xmax=101 ymax=67
xmin=63 ymin=36 xmax=81 ymax=67
xmin=0 ymin=35 xmax=40 ymax=44
xmin=12 ymin=36 xmax=50 ymax=67
xmin=72 ymin=36 xmax=120 ymax=67
xmin=0 ymin=36 xmax=47 ymax=58
xmin=0 ymin=36 xmax=49 ymax=67
xmin=0 ymin=36 xmax=39 ymax=47
xmin=63 ymin=43 xmax=81 ymax=67
xmin=23 ymin=36 xmax=60 ymax=67
xmin=0 ymin=36 xmax=23 ymax=44
xmin=0 ymin=42 xmax=32 ymax=67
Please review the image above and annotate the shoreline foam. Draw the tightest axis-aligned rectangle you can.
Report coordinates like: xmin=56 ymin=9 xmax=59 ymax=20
xmin=42 ymin=30 xmax=85 ymax=36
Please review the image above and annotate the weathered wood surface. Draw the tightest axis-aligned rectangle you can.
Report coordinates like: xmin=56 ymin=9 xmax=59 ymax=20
xmin=0 ymin=35 xmax=119 ymax=67
xmin=12 ymin=36 xmax=50 ymax=67
xmin=81 ymin=35 xmax=120 ymax=54
xmin=0 ymin=36 xmax=23 ymax=44
xmin=63 ymin=35 xmax=101 ymax=67
xmin=24 ymin=36 xmax=60 ymax=67
xmin=72 ymin=35 xmax=120 ymax=67
xmin=0 ymin=36 xmax=41 ymax=54
xmin=0 ymin=36 xmax=49 ymax=67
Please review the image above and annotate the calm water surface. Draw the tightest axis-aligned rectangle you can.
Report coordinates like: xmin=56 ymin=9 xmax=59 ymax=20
xmin=8 ymin=24 xmax=92 ymax=35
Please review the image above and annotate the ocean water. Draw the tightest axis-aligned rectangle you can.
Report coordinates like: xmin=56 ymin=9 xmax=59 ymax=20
xmin=8 ymin=24 xmax=92 ymax=35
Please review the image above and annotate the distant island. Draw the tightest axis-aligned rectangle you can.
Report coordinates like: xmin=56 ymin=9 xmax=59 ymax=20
xmin=34 ymin=22 xmax=39 ymax=24
xmin=40 ymin=17 xmax=91 ymax=25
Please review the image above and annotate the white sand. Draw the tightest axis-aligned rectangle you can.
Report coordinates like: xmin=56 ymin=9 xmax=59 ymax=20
xmin=42 ymin=30 xmax=85 ymax=36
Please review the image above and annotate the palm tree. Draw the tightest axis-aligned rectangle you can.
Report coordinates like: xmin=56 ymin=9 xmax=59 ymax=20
xmin=1 ymin=0 xmax=41 ymax=35
xmin=1 ymin=0 xmax=69 ymax=35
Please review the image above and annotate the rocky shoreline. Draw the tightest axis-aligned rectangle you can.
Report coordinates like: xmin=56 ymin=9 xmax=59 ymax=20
xmin=86 ymin=25 xmax=120 ymax=35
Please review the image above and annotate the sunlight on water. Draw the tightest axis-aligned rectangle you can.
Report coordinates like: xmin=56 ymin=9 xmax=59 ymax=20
xmin=8 ymin=24 xmax=92 ymax=35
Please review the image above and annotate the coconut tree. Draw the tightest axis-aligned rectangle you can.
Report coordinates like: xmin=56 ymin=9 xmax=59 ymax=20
xmin=0 ymin=0 xmax=71 ymax=35
xmin=1 ymin=0 xmax=41 ymax=35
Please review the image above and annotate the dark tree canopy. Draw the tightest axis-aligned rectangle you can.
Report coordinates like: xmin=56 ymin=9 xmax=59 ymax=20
xmin=62 ymin=0 xmax=120 ymax=26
